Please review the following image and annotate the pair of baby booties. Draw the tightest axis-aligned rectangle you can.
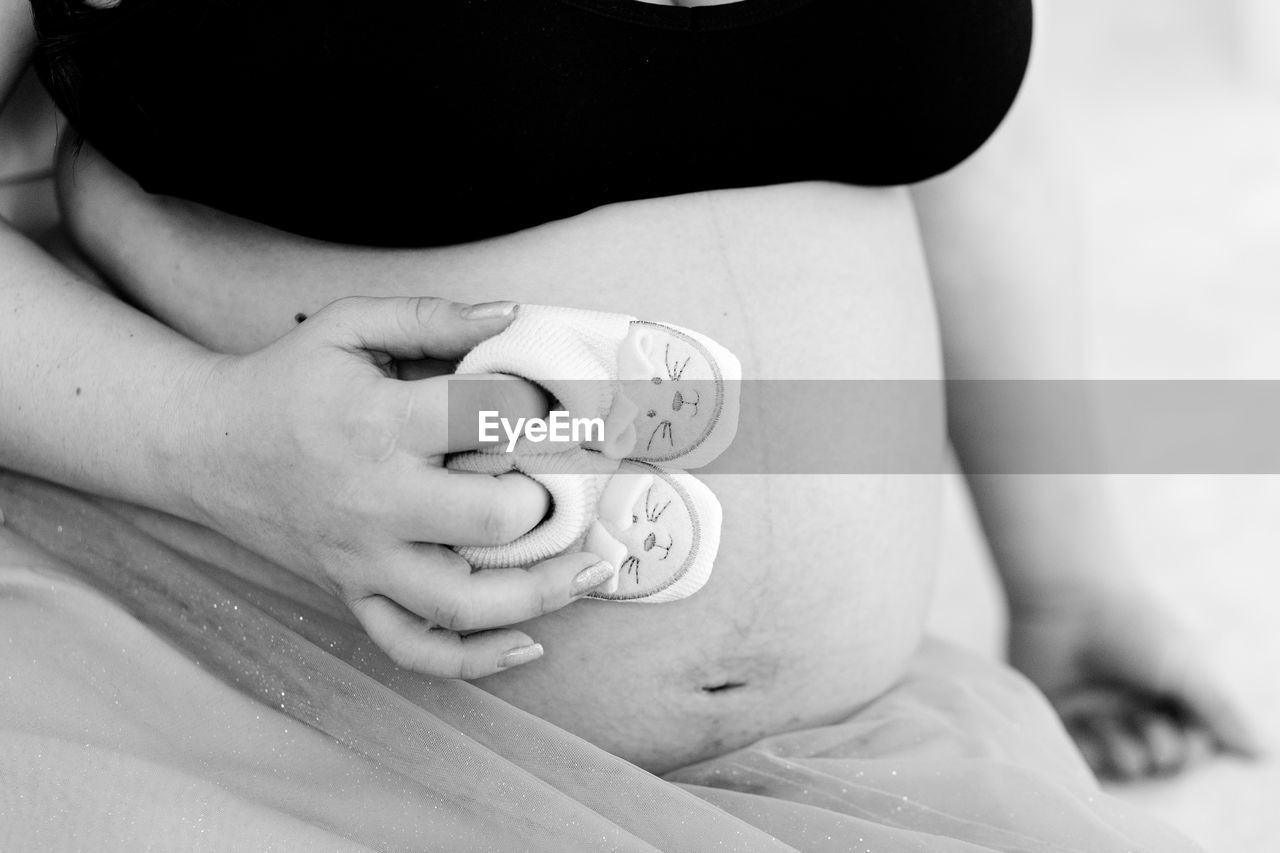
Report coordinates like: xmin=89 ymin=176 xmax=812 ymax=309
xmin=449 ymin=306 xmax=740 ymax=603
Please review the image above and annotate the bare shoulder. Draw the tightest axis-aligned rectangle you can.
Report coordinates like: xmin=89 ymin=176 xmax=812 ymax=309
xmin=0 ymin=0 xmax=37 ymax=109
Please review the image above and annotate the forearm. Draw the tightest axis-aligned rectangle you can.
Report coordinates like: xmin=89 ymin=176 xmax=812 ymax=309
xmin=0 ymin=218 xmax=217 ymax=515
xmin=58 ymin=141 xmax=444 ymax=353
xmin=913 ymin=59 xmax=1139 ymax=605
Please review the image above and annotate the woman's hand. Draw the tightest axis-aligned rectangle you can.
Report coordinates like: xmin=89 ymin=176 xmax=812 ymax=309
xmin=1009 ymin=582 xmax=1262 ymax=781
xmin=184 ymin=296 xmax=612 ymax=679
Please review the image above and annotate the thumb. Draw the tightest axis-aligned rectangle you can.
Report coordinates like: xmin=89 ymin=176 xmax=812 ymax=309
xmin=1094 ymin=595 xmax=1266 ymax=759
xmin=1164 ymin=654 xmax=1266 ymax=759
xmin=1119 ymin=627 xmax=1267 ymax=760
xmin=317 ymin=296 xmax=519 ymax=362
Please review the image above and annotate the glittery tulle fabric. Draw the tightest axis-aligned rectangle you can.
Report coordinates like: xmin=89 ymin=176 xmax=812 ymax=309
xmin=0 ymin=471 xmax=1200 ymax=852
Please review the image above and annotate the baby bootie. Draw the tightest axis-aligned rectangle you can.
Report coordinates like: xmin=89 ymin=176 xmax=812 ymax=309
xmin=455 ymin=305 xmax=740 ymax=470
xmin=450 ymin=445 xmax=722 ymax=603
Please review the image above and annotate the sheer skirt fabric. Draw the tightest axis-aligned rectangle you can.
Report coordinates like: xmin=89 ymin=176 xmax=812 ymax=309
xmin=0 ymin=470 xmax=1199 ymax=852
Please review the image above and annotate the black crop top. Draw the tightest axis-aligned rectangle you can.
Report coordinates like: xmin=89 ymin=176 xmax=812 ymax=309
xmin=31 ymin=0 xmax=1032 ymax=247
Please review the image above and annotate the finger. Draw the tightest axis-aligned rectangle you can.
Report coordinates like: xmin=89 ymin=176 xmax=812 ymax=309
xmin=389 ymin=470 xmax=550 ymax=547
xmin=1054 ymin=686 xmax=1130 ymax=721
xmin=380 ymin=546 xmax=615 ymax=632
xmin=349 ymin=594 xmax=543 ymax=679
xmin=400 ymin=373 xmax=551 ymax=455
xmin=1128 ymin=708 xmax=1191 ymax=777
xmin=1059 ymin=690 xmax=1130 ymax=778
xmin=1181 ymin=724 xmax=1216 ymax=768
xmin=1085 ymin=714 xmax=1151 ymax=781
xmin=314 ymin=296 xmax=521 ymax=362
xmin=1068 ymin=722 xmax=1109 ymax=779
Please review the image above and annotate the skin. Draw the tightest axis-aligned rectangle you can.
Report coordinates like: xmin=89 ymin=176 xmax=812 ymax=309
xmin=0 ymin=0 xmax=610 ymax=681
xmin=1 ymin=0 xmax=1261 ymax=778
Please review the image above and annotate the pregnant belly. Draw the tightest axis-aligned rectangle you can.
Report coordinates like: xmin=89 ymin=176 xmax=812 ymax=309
xmin=74 ymin=176 xmax=946 ymax=773
xmin=427 ymin=183 xmax=946 ymax=772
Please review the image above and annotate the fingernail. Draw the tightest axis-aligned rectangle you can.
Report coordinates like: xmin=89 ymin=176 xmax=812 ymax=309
xmin=460 ymin=301 xmax=519 ymax=321
xmin=570 ymin=560 xmax=616 ymax=598
xmin=499 ymin=642 xmax=544 ymax=669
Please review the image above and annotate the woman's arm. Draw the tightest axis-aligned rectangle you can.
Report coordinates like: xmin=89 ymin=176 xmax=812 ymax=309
xmin=1 ymin=3 xmax=605 ymax=677
xmin=911 ymin=45 xmax=1259 ymax=777
xmin=57 ymin=139 xmax=481 ymax=354
xmin=911 ymin=57 xmax=1113 ymax=605
xmin=0 ymin=1 xmax=210 ymax=511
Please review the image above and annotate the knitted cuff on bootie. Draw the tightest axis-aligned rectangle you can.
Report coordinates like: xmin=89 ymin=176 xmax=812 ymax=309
xmin=450 ymin=445 xmax=722 ymax=603
xmin=455 ymin=305 xmax=740 ymax=470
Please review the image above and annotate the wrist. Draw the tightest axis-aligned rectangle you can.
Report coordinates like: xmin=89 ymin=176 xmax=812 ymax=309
xmin=150 ymin=349 xmax=239 ymax=527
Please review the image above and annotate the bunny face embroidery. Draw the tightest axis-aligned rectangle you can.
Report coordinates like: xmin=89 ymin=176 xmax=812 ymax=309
xmin=621 ymin=322 xmax=727 ymax=465
xmin=584 ymin=465 xmax=703 ymax=601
